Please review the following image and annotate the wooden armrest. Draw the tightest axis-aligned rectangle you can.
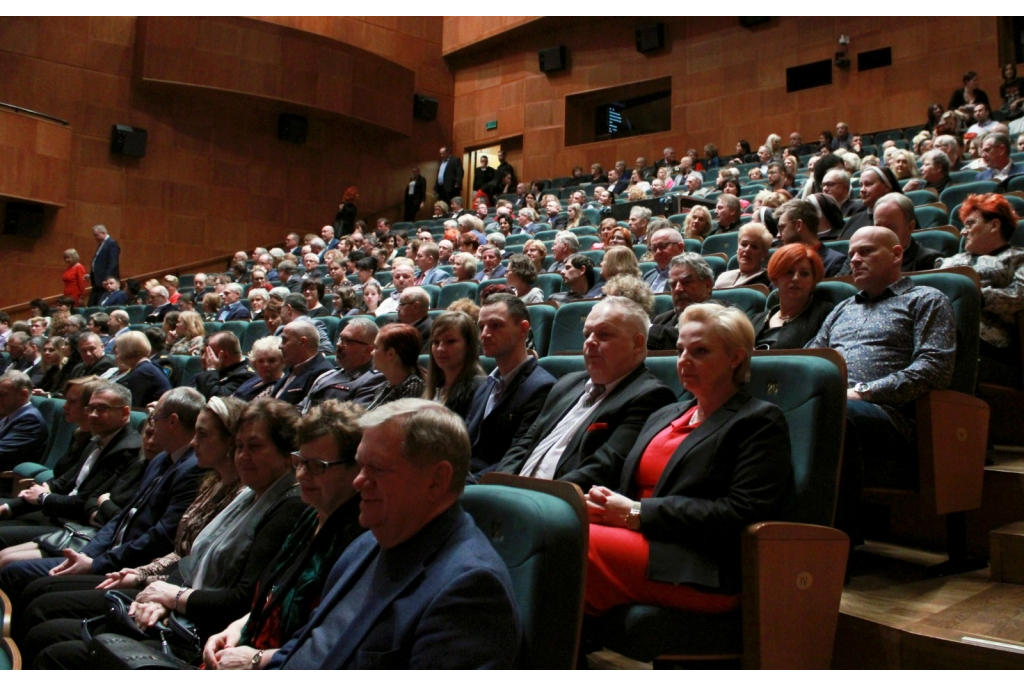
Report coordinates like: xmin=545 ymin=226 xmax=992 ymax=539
xmin=0 ymin=472 xmax=14 ymax=481
xmin=916 ymin=390 xmax=989 ymax=515
xmin=1 ymin=637 xmax=22 ymax=670
xmin=0 ymin=588 xmax=12 ymax=639
xmin=741 ymin=522 xmax=848 ymax=669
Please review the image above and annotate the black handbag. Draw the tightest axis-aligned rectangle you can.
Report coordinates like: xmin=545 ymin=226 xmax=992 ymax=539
xmin=80 ymin=590 xmax=199 ymax=669
xmin=87 ymin=634 xmax=192 ymax=670
xmin=34 ymin=522 xmax=98 ymax=556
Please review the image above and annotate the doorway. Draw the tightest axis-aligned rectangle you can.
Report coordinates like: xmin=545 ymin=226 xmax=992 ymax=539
xmin=464 ymin=145 xmax=502 ymax=204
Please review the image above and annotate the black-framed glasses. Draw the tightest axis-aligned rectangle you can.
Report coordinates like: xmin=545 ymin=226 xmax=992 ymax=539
xmin=337 ymin=336 xmax=370 ymax=347
xmin=87 ymin=404 xmax=127 ymax=414
xmin=147 ymin=413 xmax=170 ymax=425
xmin=291 ymin=452 xmax=348 ymax=476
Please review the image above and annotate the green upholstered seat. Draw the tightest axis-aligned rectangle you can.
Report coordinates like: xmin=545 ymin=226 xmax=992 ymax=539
xmin=217 ymin=320 xmax=249 ymax=342
xmin=538 ymin=355 xmax=586 ymax=379
xmin=938 ymin=180 xmax=1000 ymax=211
xmin=711 ymin=287 xmax=767 ymax=319
xmin=506 ymin=233 xmax=531 ymax=246
xmin=313 ymin=317 xmax=340 ymax=343
xmin=912 ymin=229 xmax=960 ymax=258
xmin=438 ymin=281 xmax=479 ymax=309
xmin=905 ymin=190 xmax=938 ymax=206
xmin=907 ymin=270 xmax=980 ymax=394
xmin=534 ymin=273 xmax=562 ymax=300
xmin=822 ymin=239 xmax=849 ymax=256
xmin=124 ymin=305 xmax=148 ymax=324
xmin=526 ymin=305 xmax=556 ymax=357
xmin=914 ymin=205 xmax=950 ymax=229
xmin=766 ymin=280 xmax=857 ymax=311
xmin=241 ymin=320 xmax=271 ymax=354
xmin=461 ymin=483 xmax=586 ymax=669
xmin=702 ymin=232 xmax=739 ymax=259
xmin=704 ymin=255 xmax=728 ymax=279
xmin=548 ymin=301 xmax=600 ymax=354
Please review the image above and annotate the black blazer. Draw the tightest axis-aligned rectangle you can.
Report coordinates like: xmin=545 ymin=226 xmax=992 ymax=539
xmin=90 ymin=237 xmax=120 ymax=284
xmin=271 ymin=353 xmax=336 ymax=407
xmin=435 ymin=156 xmax=464 ymax=196
xmin=465 ymin=357 xmax=556 ymax=475
xmin=750 ymin=296 xmax=835 ymax=350
xmin=496 ymin=364 xmax=676 ymax=490
xmin=190 ymin=360 xmax=257 ymax=400
xmin=118 ymin=359 xmax=173 ymax=409
xmin=621 ymin=390 xmax=792 ymax=593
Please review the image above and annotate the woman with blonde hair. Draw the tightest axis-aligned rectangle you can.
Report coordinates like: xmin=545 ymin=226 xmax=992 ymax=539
xmin=201 ymin=293 xmax=221 ymax=322
xmin=170 ymin=311 xmax=207 ymax=356
xmin=601 ymin=246 xmax=641 ymax=281
xmin=713 ymin=223 xmax=773 ymax=289
xmin=37 ymin=336 xmax=71 ymax=394
xmin=602 ymin=274 xmax=654 ymax=315
xmin=565 ymin=203 xmax=586 ymax=229
xmin=61 ymin=249 xmax=87 ymax=307
xmin=432 ymin=200 xmax=449 ymax=218
xmin=523 ymin=239 xmax=547 ymax=273
xmin=889 ymin=149 xmax=919 ymax=180
xmin=683 ymin=205 xmax=713 ymax=240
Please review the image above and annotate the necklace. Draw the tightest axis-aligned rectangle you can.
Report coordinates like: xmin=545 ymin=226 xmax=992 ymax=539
xmin=776 ymin=298 xmax=811 ymax=323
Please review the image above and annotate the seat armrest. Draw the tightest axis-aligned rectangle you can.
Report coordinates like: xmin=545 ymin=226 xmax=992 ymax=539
xmin=741 ymin=522 xmax=848 ymax=669
xmin=915 ymin=390 xmax=989 ymax=515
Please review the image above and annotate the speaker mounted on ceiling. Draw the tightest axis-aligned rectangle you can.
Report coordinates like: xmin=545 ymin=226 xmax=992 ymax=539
xmin=110 ymin=124 xmax=148 ymax=157
xmin=635 ymin=23 xmax=665 ymax=54
xmin=277 ymin=114 xmax=308 ymax=144
xmin=539 ymin=45 xmax=568 ymax=73
xmin=413 ymin=95 xmax=438 ymax=121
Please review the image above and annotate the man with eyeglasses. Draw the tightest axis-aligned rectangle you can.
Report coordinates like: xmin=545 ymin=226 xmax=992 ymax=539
xmin=0 ymin=382 xmax=144 ymax=548
xmin=0 ymin=387 xmax=204 ymax=607
xmin=299 ymin=320 xmax=385 ymax=416
xmin=0 ymin=370 xmax=48 ymax=471
xmin=396 ymin=287 xmax=434 ymax=353
xmin=821 ymin=169 xmax=856 ymax=217
xmin=642 ymin=225 xmax=685 ymax=293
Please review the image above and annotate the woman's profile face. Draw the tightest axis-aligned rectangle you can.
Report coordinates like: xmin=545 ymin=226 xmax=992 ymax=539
xmin=676 ymin=321 xmax=742 ymax=395
xmin=431 ymin=326 xmax=468 ymax=376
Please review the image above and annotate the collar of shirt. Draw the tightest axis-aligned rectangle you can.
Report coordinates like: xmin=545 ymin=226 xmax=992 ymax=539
xmin=168 ymin=442 xmax=192 ymax=464
xmin=855 ymin=275 xmax=913 ymax=303
xmin=491 ymin=356 xmax=530 ymax=389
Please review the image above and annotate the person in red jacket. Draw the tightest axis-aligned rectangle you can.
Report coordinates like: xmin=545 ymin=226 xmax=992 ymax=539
xmin=62 ymin=249 xmax=87 ymax=307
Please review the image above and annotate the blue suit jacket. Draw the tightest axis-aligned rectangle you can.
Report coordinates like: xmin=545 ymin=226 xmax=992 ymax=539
xmin=976 ymin=162 xmax=1024 ymax=182
xmin=474 ymin=265 xmax=507 ymax=282
xmin=416 ymin=268 xmax=449 ymax=286
xmin=216 ymin=301 xmax=252 ymax=321
xmin=465 ymin=357 xmax=556 ymax=474
xmin=0 ymin=403 xmax=49 ymax=470
xmin=117 ymin=359 xmax=173 ymax=408
xmin=90 ymin=237 xmax=120 ymax=283
xmin=269 ymin=504 xmax=521 ymax=669
xmin=99 ymin=290 xmax=127 ymax=307
xmin=82 ymin=447 xmax=203 ymax=573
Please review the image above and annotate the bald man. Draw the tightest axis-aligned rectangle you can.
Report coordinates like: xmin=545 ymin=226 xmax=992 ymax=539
xmin=808 ymin=226 xmax=955 ymax=546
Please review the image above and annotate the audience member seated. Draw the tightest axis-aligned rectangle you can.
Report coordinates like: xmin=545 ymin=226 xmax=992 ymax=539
xmin=210 ymin=283 xmax=249 ymax=322
xmin=234 ymin=337 xmax=284 ymax=402
xmin=495 ymin=297 xmax=675 ymax=489
xmin=448 ymin=252 xmax=479 ymax=284
xmin=0 ymin=382 xmax=143 ymax=568
xmin=547 ymin=231 xmax=580 ymax=273
xmin=0 ymin=388 xmax=204 ymax=607
xmin=709 ymin=195 xmax=742 ymax=235
xmin=838 ymin=192 xmax=943 ymax=276
xmin=7 ymin=332 xmax=44 ymax=386
xmin=601 ymin=246 xmax=641 ymax=284
xmin=28 ymin=397 xmax=310 ymax=668
xmin=821 ymin=169 xmax=856 ymax=217
xmin=889 ymin=149 xmax=919 ymax=181
xmin=114 ymin=331 xmax=173 ymax=408
xmin=808 ymin=227 xmax=956 ymax=543
xmin=584 ymin=302 xmax=792 ymax=615
xmin=713 ymin=223 xmax=773 ymax=289
xmin=0 ymin=370 xmax=49 ymax=471
xmin=298 ymin=321 xmax=384 ymax=415
xmin=642 ymin=226 xmax=685 ymax=293
xmin=375 ymin=260 xmax=416 ymax=316
xmin=395 ymin=286 xmax=434 ymax=352
xmin=366 ymin=323 xmax=425 ymax=411
xmin=278 ymin=294 xmax=333 ymax=354
xmin=750 ymin=245 xmax=834 ymax=350
xmin=937 ymin=193 xmax=1024 ymax=386
xmin=629 ymin=206 xmax=653 ymax=246
xmin=424 ymin=312 xmax=485 ymax=421
xmin=169 ymin=311 xmax=206 ymax=356
xmin=977 ymin=132 xmax=1024 ymax=182
xmin=518 ymin=239 xmax=544 ymax=275
xmin=776 ymin=198 xmax=847 ymax=277
xmin=271 ymin=321 xmax=335 ymax=407
xmin=475 ymin=245 xmax=507 ymax=282
xmin=99 ymin=277 xmax=127 ymax=307
xmin=37 ymin=336 xmax=72 ymax=394
xmin=648 ymin=253 xmax=718 ymax=350
xmin=681 ymin=205 xmax=712 ymax=241
xmin=145 ymin=286 xmax=175 ymax=323
xmin=69 ymin=332 xmax=114 ymax=381
xmin=550 ymin=254 xmax=598 ymax=304
xmin=840 ymin=166 xmax=902 ymax=239
xmin=104 ymin=310 xmax=131 ymax=355
xmin=189 ymin=332 xmax=256 ymax=400
xmin=905 ymin=149 xmax=953 ymax=194
xmin=411 ymin=242 xmax=447 ymax=286
xmin=967 ymin=102 xmax=1000 ymax=137
xmin=506 ymin=253 xmax=545 ymax=304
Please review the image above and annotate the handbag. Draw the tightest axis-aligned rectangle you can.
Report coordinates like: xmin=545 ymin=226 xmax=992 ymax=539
xmin=34 ymin=522 xmax=99 ymax=556
xmin=87 ymin=634 xmax=192 ymax=670
xmin=80 ymin=590 xmax=199 ymax=669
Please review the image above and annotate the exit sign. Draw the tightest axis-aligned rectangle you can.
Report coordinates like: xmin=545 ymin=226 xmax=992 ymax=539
xmin=485 ymin=120 xmax=497 ymax=131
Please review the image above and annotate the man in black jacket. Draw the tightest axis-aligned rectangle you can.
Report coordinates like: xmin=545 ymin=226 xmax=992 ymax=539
xmin=648 ymin=254 xmax=717 ymax=351
xmin=67 ymin=334 xmax=114 ymax=381
xmin=272 ymin=321 xmax=335 ymax=406
xmin=435 ymin=146 xmax=464 ymax=204
xmin=189 ymin=332 xmax=256 ymax=400
xmin=495 ymin=297 xmax=676 ymax=490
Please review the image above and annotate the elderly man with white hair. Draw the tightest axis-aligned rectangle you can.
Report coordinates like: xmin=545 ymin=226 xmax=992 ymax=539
xmin=680 ymin=171 xmax=708 ymax=198
xmin=628 ymin=206 xmax=653 ymax=246
xmin=494 ymin=296 xmax=676 ymax=489
xmin=216 ymin=282 xmax=251 ymax=321
xmin=546 ymin=230 xmax=580 ymax=273
xmin=144 ymin=285 xmax=175 ymax=323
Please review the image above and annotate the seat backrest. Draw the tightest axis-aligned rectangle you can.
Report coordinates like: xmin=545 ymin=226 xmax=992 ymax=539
xmin=549 ymin=301 xmax=600 ymax=354
xmin=44 ymin=400 xmax=76 ymax=470
xmin=913 ymin=229 xmax=960 ymax=258
xmin=180 ymin=355 xmax=204 ymax=388
xmin=525 ymin=304 xmax=556 ymax=356
xmin=1007 ymin=175 xmax=1024 ymax=193
xmin=711 ymin=287 xmax=767 ymax=319
xmin=533 ymin=273 xmax=562 ymax=300
xmin=506 ymin=233 xmax=531 ymax=246
xmin=578 ymin=235 xmax=601 ymax=249
xmin=939 ymin=180 xmax=1001 ymax=210
xmin=747 ymin=351 xmax=848 ymax=526
xmin=218 ymin=320 xmax=249 ymax=342
xmin=905 ymin=189 xmax=939 ymax=207
xmin=461 ymin=483 xmax=586 ymax=669
xmin=241 ymin=321 xmax=271 ymax=354
xmin=702 ymin=233 xmax=739 ymax=259
xmin=419 ymin=284 xmax=441 ymax=308
xmin=129 ymin=410 xmax=149 ymax=434
xmin=374 ymin=271 xmax=393 ymax=287
xmin=579 ymin=249 xmax=605 ymax=264
xmin=914 ymin=205 xmax=950 ymax=229
xmin=538 ymin=355 xmax=587 ymax=379
xmin=124 ymin=305 xmax=147 ymax=324
xmin=438 ymin=282 xmax=479 ymax=309
xmin=477 ymin=279 xmax=508 ymax=302
xmin=822 ymin=239 xmax=849 ymax=257
xmin=683 ymin=238 xmax=702 ymax=253
xmin=704 ymin=255 xmax=727 ymax=279
xmin=765 ymin=280 xmax=857 ymax=311
xmin=653 ymin=294 xmax=673 ymax=317
xmin=644 ymin=356 xmax=686 ymax=400
xmin=907 ymin=269 xmax=981 ymax=394
xmin=315 ymin=316 xmax=341 ymax=343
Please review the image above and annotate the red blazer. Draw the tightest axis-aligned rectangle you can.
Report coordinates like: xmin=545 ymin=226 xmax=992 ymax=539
xmin=63 ymin=263 xmax=87 ymax=305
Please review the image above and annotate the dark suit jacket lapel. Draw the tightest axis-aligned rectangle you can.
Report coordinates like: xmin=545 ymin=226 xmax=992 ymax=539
xmin=653 ymin=389 xmax=749 ymax=495
xmin=542 ymin=374 xmax=588 ymax=438
xmin=556 ymin=365 xmax=645 ymax=473
xmin=617 ymin=400 xmax=695 ymax=492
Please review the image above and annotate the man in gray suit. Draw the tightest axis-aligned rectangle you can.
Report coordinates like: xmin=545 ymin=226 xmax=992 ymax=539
xmin=298 ymin=319 xmax=386 ymax=414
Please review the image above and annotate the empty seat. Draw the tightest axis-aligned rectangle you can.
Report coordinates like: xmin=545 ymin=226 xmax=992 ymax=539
xmin=438 ymin=282 xmax=479 ymax=309
xmin=914 ymin=205 xmax=950 ymax=229
xmin=702 ymin=233 xmax=739 ymax=259
xmin=939 ymin=180 xmax=1001 ymax=210
xmin=548 ymin=301 xmax=600 ymax=354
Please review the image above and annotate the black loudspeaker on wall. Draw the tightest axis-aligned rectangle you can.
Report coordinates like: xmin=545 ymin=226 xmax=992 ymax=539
xmin=278 ymin=114 xmax=308 ymax=144
xmin=3 ymin=202 xmax=46 ymax=238
xmin=635 ymin=23 xmax=665 ymax=53
xmin=539 ymin=45 xmax=568 ymax=73
xmin=413 ymin=95 xmax=438 ymax=121
xmin=110 ymin=125 xmax=147 ymax=157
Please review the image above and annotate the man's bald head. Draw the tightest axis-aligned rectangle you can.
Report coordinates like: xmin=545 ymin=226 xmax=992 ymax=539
xmin=848 ymin=226 xmax=904 ymax=297
xmin=286 ymin=321 xmax=319 ymax=352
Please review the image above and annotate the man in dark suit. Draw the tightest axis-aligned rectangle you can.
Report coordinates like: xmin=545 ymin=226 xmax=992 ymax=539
xmin=0 ymin=382 xmax=142 ymax=537
xmin=606 ymin=168 xmax=628 ymax=197
xmin=87 ymin=225 xmax=120 ymax=306
xmin=320 ymin=224 xmax=340 ymax=252
xmin=68 ymin=333 xmax=114 ymax=381
xmin=648 ymin=253 xmax=717 ymax=350
xmin=472 ymin=154 xmax=495 ymax=192
xmin=0 ymin=370 xmax=49 ymax=471
xmin=266 ymin=399 xmax=521 ymax=669
xmin=397 ymin=287 xmax=434 ymax=352
xmin=474 ymin=245 xmax=508 ymax=282
xmin=115 ymin=332 xmax=173 ymax=409
xmin=144 ymin=286 xmax=175 ymax=323
xmin=494 ymin=150 xmax=517 ymax=189
xmin=403 ymin=166 xmax=427 ymax=222
xmin=298 ymin=319 xmax=386 ymax=414
xmin=0 ymin=387 xmax=204 ymax=603
xmin=98 ymin=277 xmax=127 ymax=307
xmin=6 ymin=334 xmax=45 ymax=387
xmin=272 ymin=321 xmax=335 ymax=406
xmin=976 ymin=132 xmax=1024 ymax=182
xmin=189 ymin=332 xmax=256 ymax=400
xmin=435 ymin=146 xmax=464 ymax=204
xmin=215 ymin=283 xmax=252 ymax=321
xmin=278 ymin=260 xmax=303 ymax=293
xmin=467 ymin=295 xmax=555 ymax=475
xmin=496 ymin=297 xmax=676 ymax=490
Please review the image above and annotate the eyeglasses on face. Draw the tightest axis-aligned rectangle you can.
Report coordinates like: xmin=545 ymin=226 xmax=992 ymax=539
xmin=291 ymin=452 xmax=348 ymax=476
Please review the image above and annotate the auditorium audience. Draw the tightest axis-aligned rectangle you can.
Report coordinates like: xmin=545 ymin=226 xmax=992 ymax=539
xmin=550 ymin=254 xmax=598 ymax=304
xmin=709 ymin=195 xmax=742 ymax=235
xmin=840 ymin=166 xmax=902 ymax=238
xmin=505 ymin=253 xmax=545 ymax=303
xmin=366 ymin=323 xmax=426 ymax=410
xmin=584 ymin=302 xmax=791 ymax=614
xmin=713 ymin=223 xmax=772 ymax=289
xmin=838 ymin=193 xmax=943 ymax=275
xmin=775 ymin=198 xmax=847 ymax=277
xmin=271 ymin=321 xmax=334 ymax=406
xmin=190 ymin=333 xmax=256 ymax=400
xmin=36 ymin=336 xmax=71 ymax=394
xmin=0 ymin=370 xmax=48 ymax=471
xmin=169 ymin=311 xmax=206 ymax=356
xmin=114 ymin=331 xmax=173 ymax=408
xmin=234 ymin=337 xmax=284 ymax=402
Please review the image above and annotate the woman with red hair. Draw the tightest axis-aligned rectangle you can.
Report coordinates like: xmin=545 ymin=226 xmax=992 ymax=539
xmin=939 ymin=193 xmax=1024 ymax=385
xmin=750 ymin=243 xmax=834 ymax=349
xmin=334 ymin=186 xmax=359 ymax=236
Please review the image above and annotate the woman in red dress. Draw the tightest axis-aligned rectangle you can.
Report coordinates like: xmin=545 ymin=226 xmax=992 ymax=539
xmin=61 ymin=248 xmax=87 ymax=307
xmin=585 ymin=302 xmax=793 ymax=614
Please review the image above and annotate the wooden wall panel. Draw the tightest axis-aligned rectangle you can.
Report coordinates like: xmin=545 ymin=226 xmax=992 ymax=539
xmin=0 ymin=16 xmax=452 ymax=310
xmin=449 ymin=17 xmax=1003 ymax=184
xmin=0 ymin=109 xmax=72 ymax=206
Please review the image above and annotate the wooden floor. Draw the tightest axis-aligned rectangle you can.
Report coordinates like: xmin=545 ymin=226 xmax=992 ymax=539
xmin=589 ymin=540 xmax=1024 ymax=670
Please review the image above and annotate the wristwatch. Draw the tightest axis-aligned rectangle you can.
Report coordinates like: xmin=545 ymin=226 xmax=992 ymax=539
xmin=625 ymin=501 xmax=642 ymax=531
xmin=854 ymin=382 xmax=871 ymax=399
xmin=251 ymin=650 xmax=266 ymax=669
